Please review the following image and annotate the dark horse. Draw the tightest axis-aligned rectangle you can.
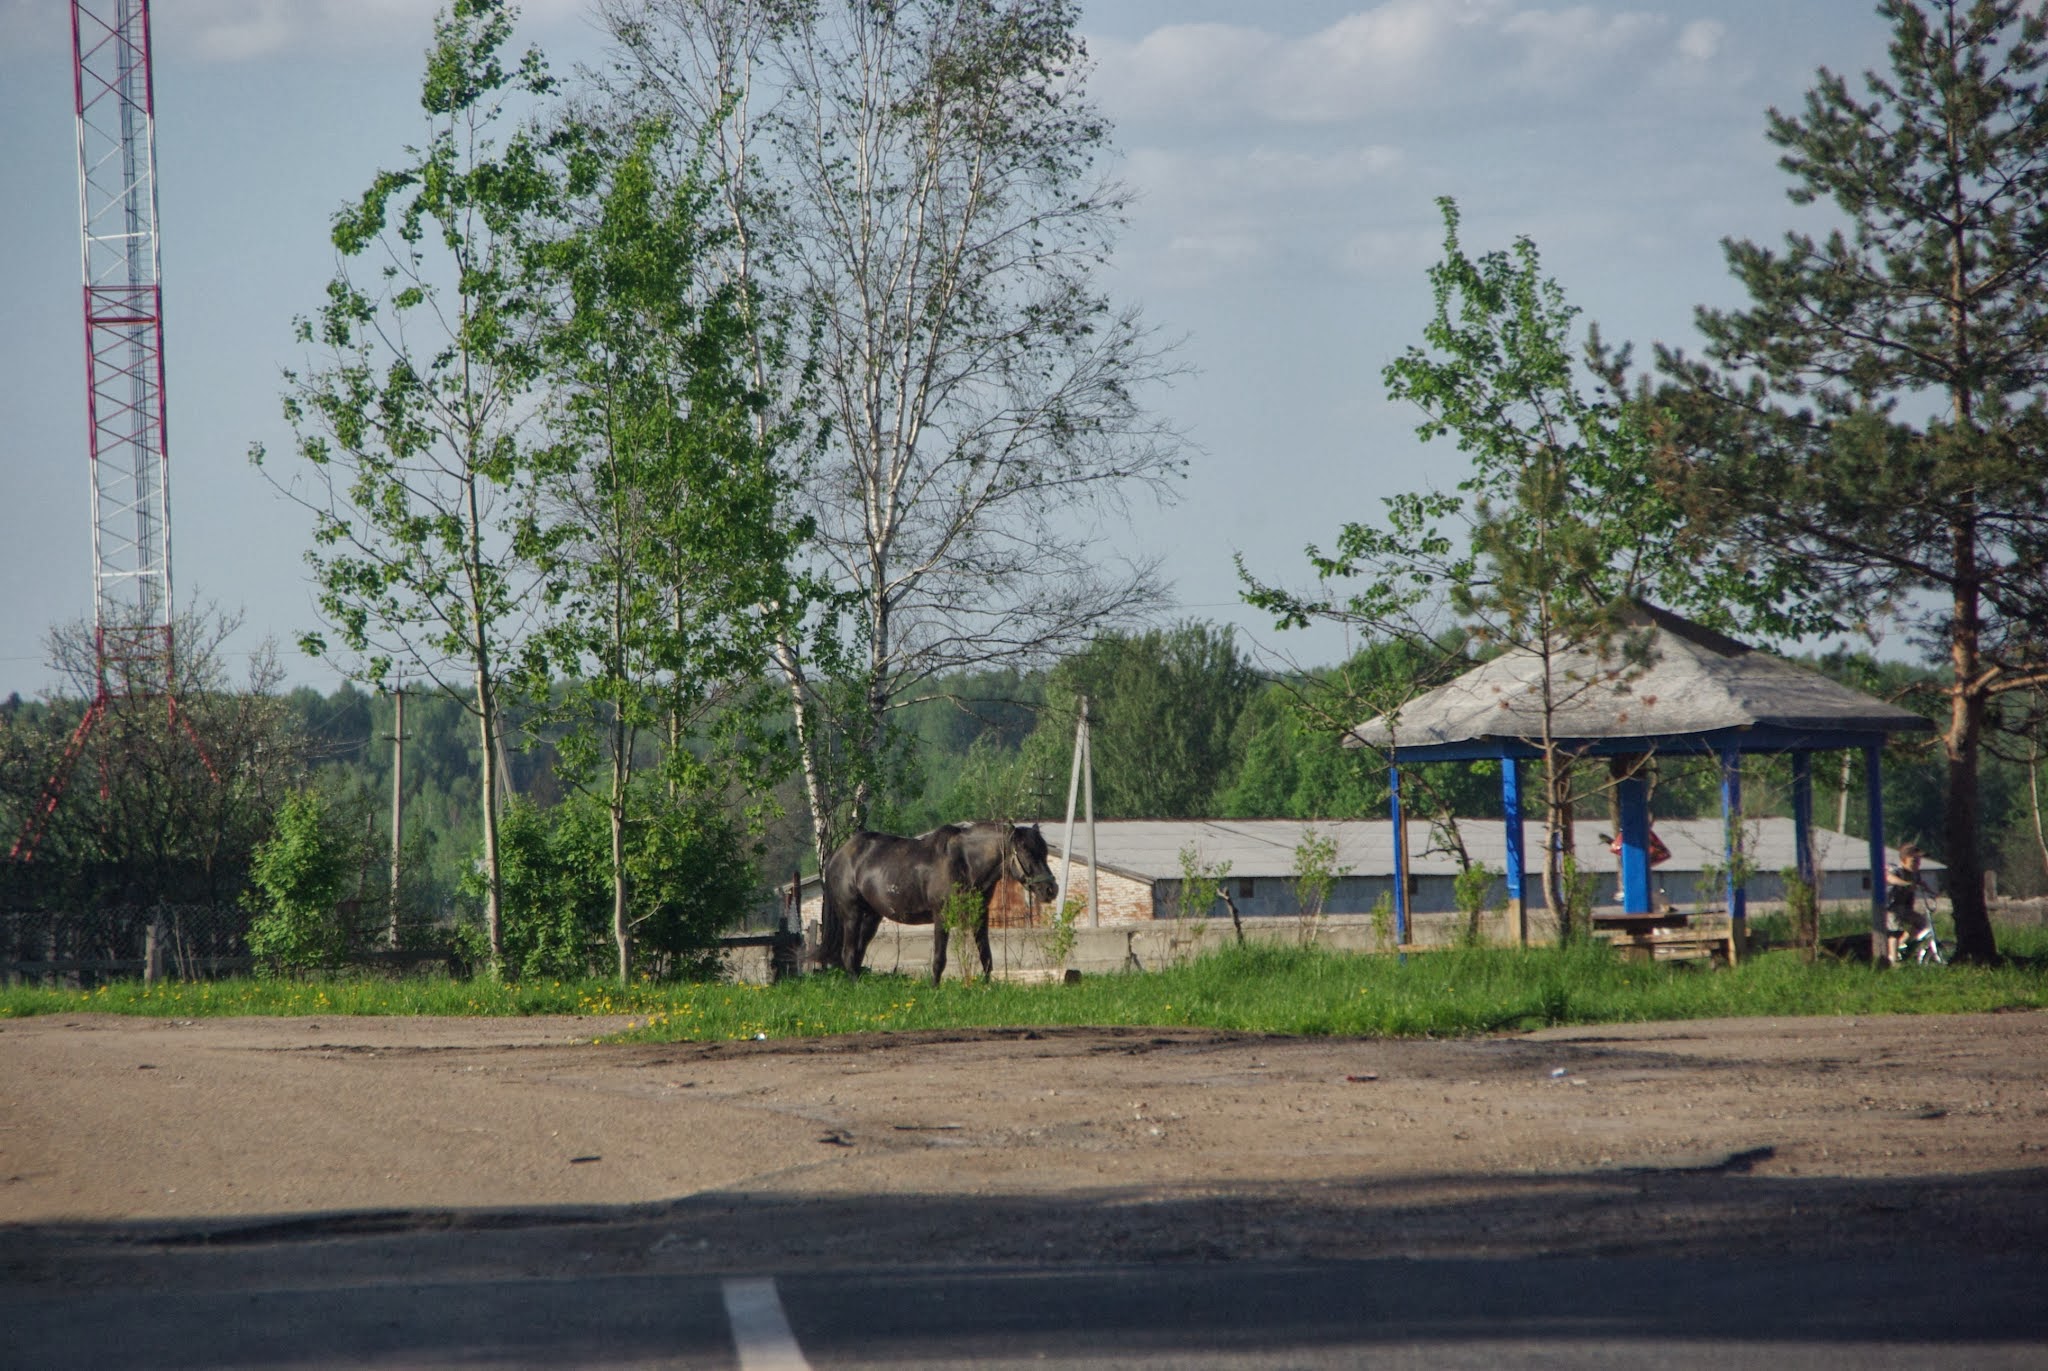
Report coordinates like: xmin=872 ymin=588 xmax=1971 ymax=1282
xmin=816 ymin=822 xmax=1059 ymax=983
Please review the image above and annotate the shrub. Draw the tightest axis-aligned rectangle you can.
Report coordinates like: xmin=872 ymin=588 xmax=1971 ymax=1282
xmin=1453 ymin=862 xmax=1501 ymax=947
xmin=1040 ymin=894 xmax=1084 ymax=969
xmin=938 ymin=886 xmax=989 ymax=983
xmin=1782 ymin=867 xmax=1820 ymax=962
xmin=245 ymin=791 xmax=364 ymax=969
xmin=465 ymin=792 xmax=755 ymax=982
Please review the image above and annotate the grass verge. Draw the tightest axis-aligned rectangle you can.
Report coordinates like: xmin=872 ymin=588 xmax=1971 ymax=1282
xmin=3 ymin=925 xmax=2046 ymax=1040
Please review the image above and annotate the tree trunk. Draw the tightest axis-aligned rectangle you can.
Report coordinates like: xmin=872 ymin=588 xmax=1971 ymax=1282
xmin=474 ymin=667 xmax=506 ymax=980
xmin=1945 ymin=520 xmax=1997 ymax=962
xmin=1540 ymin=752 xmax=1574 ymax=943
xmin=776 ymin=638 xmax=837 ymax=872
xmin=612 ymin=692 xmax=633 ymax=987
xmin=612 ymin=796 xmax=631 ymax=987
xmin=1947 ymin=668 xmax=1996 ymax=963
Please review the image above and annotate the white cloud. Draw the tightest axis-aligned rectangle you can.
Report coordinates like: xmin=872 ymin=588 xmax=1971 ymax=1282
xmin=1135 ymin=231 xmax=1267 ymax=289
xmin=1126 ymin=143 xmax=1405 ymax=209
xmin=1119 ymin=141 xmax=1406 ymax=285
xmin=1092 ymin=2 xmax=1740 ymax=125
xmin=0 ymin=0 xmax=594 ymax=65
xmin=175 ymin=0 xmax=589 ymax=61
xmin=1677 ymin=18 xmax=1726 ymax=63
xmin=1116 ymin=139 xmax=1413 ymax=288
xmin=1337 ymin=226 xmax=1443 ymax=280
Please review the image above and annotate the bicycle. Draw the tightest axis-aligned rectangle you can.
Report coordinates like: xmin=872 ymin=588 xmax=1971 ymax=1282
xmin=1893 ymin=896 xmax=1948 ymax=966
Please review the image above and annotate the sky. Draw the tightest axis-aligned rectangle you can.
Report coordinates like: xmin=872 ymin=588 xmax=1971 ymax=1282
xmin=0 ymin=0 xmax=1893 ymax=698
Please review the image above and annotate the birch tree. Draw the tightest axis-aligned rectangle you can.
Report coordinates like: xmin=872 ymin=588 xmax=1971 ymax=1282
xmin=517 ymin=125 xmax=805 ymax=984
xmin=257 ymin=0 xmax=558 ymax=977
xmin=595 ymin=0 xmax=1184 ymax=862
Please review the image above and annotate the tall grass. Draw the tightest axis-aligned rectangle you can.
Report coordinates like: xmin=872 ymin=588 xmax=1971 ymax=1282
xmin=5 ymin=931 xmax=2046 ymax=1041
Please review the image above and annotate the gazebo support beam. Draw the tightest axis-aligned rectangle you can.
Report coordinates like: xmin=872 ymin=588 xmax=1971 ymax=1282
xmin=1791 ymin=753 xmax=1815 ymax=887
xmin=1719 ymin=749 xmax=1747 ymax=941
xmin=1865 ymin=743 xmax=1887 ymax=964
xmin=1389 ymin=766 xmax=1410 ymax=949
xmin=1502 ymin=755 xmax=1526 ymax=945
xmin=1617 ymin=761 xmax=1652 ymax=915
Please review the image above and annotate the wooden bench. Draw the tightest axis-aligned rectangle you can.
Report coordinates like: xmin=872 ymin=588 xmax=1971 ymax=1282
xmin=1594 ymin=912 xmax=1737 ymax=965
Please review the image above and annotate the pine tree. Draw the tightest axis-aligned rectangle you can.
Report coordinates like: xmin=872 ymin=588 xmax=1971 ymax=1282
xmin=1661 ymin=0 xmax=2048 ymax=963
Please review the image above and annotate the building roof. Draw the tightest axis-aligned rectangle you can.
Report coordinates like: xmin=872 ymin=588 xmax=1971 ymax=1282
xmin=1348 ymin=603 xmax=1934 ymax=758
xmin=1037 ymin=817 xmax=1928 ymax=881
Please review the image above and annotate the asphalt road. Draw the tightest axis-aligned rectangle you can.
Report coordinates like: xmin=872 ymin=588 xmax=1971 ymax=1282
xmin=6 ymin=1247 xmax=2046 ymax=1369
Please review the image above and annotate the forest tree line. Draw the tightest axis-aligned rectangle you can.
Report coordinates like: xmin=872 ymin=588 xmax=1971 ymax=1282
xmin=7 ymin=607 xmax=2048 ymax=979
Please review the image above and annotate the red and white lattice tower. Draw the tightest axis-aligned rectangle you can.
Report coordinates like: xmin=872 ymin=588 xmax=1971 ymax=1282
xmin=10 ymin=0 xmax=182 ymax=860
xmin=75 ymin=0 xmax=174 ymax=690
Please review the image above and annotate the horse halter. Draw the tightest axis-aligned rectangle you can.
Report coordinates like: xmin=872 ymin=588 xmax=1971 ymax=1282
xmin=1001 ymin=827 xmax=1053 ymax=893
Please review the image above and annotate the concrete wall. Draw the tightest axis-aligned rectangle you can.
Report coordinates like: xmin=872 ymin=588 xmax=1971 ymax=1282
xmin=800 ymin=862 xmax=1901 ymax=931
xmin=719 ymin=896 xmax=2042 ymax=981
xmin=758 ymin=909 xmax=1524 ymax=983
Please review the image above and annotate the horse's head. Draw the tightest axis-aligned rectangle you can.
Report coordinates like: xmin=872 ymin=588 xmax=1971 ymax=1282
xmin=1006 ymin=824 xmax=1060 ymax=903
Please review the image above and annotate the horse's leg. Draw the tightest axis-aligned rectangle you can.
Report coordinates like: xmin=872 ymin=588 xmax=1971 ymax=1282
xmin=930 ymin=918 xmax=950 ymax=986
xmin=974 ymin=913 xmax=994 ymax=983
xmin=847 ymin=906 xmax=880 ymax=978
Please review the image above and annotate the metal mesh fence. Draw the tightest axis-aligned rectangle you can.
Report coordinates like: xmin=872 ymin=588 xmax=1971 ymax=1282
xmin=0 ymin=903 xmax=254 ymax=985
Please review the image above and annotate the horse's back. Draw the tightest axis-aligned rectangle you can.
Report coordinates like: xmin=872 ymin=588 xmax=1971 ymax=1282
xmin=830 ymin=828 xmax=962 ymax=923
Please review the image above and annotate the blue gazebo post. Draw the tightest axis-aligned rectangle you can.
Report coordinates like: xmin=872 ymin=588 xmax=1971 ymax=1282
xmin=1388 ymin=765 xmax=1410 ymax=948
xmin=1791 ymin=753 xmax=1816 ymax=888
xmin=1616 ymin=761 xmax=1652 ymax=915
xmin=1865 ymin=743 xmax=1887 ymax=962
xmin=1719 ymin=748 xmax=1746 ymax=944
xmin=1501 ymin=753 xmax=1526 ymax=944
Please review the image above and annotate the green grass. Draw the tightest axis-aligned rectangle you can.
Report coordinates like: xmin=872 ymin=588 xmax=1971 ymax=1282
xmin=5 ymin=924 xmax=2047 ymax=1041
xmin=0 ymin=975 xmax=680 ymax=1022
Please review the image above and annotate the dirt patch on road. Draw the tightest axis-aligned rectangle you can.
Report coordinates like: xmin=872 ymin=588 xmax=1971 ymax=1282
xmin=4 ymin=1011 xmax=2046 ymax=1281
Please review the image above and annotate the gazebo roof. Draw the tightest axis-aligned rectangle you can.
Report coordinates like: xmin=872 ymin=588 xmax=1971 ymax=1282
xmin=1349 ymin=603 xmax=1935 ymax=760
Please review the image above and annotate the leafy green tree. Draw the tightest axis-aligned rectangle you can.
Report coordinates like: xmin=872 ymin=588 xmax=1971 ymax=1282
xmin=516 ymin=123 xmax=807 ymax=984
xmin=1023 ymin=622 xmax=1260 ymax=819
xmin=596 ymin=0 xmax=1184 ymax=861
xmin=245 ymin=790 xmax=378 ymax=969
xmin=477 ymin=792 xmax=751 ymax=981
xmin=872 ymin=668 xmax=1047 ymax=831
xmin=1215 ymin=640 xmax=1499 ymax=824
xmin=3 ymin=606 xmax=304 ymax=915
xmin=1384 ymin=200 xmax=1679 ymax=941
xmin=1658 ymin=0 xmax=2048 ymax=961
xmin=282 ymin=682 xmax=491 ymax=918
xmin=257 ymin=0 xmax=562 ymax=978
xmin=1246 ymin=199 xmax=1682 ymax=940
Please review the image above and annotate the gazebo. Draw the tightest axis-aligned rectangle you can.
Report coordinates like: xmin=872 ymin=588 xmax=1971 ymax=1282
xmin=1347 ymin=604 xmax=1936 ymax=955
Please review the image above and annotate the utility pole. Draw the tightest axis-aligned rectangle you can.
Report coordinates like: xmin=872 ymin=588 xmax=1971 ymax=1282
xmin=1057 ymin=696 xmax=1100 ymax=928
xmin=385 ymin=683 xmax=407 ymax=948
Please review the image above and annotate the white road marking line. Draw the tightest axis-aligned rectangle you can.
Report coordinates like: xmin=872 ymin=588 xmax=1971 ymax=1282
xmin=722 ymin=1276 xmax=814 ymax=1371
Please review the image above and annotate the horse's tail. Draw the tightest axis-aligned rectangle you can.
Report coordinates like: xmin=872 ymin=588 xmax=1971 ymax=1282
xmin=814 ymin=846 xmax=847 ymax=970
